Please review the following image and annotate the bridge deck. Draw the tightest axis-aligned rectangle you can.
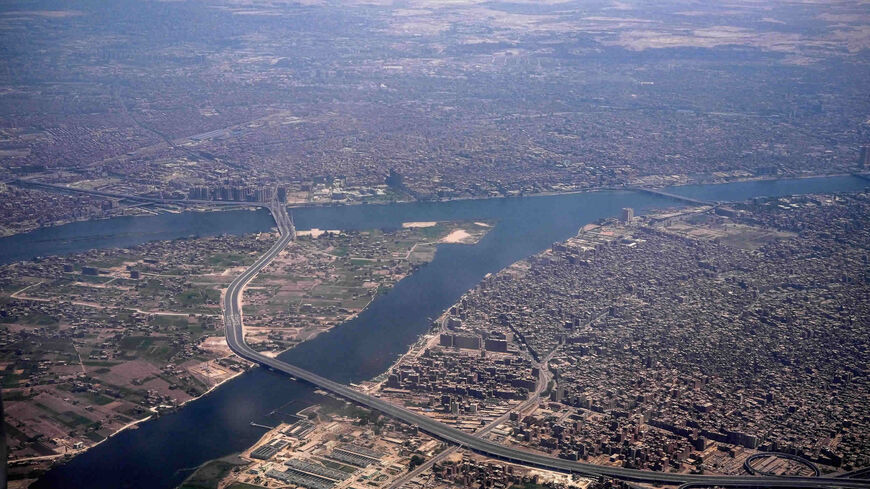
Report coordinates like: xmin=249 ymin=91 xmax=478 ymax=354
xmin=220 ymin=204 xmax=870 ymax=489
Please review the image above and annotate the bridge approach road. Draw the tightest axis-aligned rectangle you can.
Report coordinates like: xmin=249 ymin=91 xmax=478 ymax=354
xmin=222 ymin=205 xmax=870 ymax=489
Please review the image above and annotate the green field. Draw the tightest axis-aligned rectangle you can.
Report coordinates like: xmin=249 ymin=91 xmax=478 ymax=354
xmin=176 ymin=287 xmax=220 ymax=307
xmin=179 ymin=457 xmax=249 ymax=489
xmin=207 ymin=252 xmax=250 ymax=268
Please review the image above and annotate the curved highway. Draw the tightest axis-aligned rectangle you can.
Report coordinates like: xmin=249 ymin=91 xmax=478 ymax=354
xmin=223 ymin=204 xmax=870 ymax=488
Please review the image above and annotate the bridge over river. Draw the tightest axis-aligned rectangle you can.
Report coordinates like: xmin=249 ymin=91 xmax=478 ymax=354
xmin=222 ymin=202 xmax=870 ymax=489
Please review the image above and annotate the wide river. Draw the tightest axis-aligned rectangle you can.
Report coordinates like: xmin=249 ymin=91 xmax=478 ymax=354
xmin=5 ymin=175 xmax=864 ymax=489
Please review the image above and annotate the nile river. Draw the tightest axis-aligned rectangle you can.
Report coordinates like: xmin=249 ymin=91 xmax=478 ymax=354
xmin=4 ymin=176 xmax=863 ymax=489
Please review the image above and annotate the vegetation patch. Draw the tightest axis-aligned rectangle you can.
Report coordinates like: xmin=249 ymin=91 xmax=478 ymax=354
xmin=179 ymin=457 xmax=249 ymax=489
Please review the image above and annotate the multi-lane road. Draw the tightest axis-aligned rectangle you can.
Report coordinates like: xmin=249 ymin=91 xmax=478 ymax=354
xmin=223 ymin=204 xmax=870 ymax=488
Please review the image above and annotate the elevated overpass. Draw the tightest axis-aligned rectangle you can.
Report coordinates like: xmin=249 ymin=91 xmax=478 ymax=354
xmin=11 ymin=179 xmax=266 ymax=207
xmin=630 ymin=186 xmax=715 ymax=206
xmin=222 ymin=204 xmax=869 ymax=488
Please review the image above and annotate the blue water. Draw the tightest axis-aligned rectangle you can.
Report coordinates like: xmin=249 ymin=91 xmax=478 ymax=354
xmin=0 ymin=208 xmax=275 ymax=266
xmin=3 ymin=175 xmax=865 ymax=266
xmin=663 ymin=175 xmax=868 ymax=203
xmin=17 ymin=176 xmax=867 ymax=489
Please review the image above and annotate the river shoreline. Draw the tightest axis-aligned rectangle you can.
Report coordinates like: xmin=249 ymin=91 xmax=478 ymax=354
xmin=24 ymin=175 xmax=870 ymax=489
xmin=164 ymin=172 xmax=870 ymax=488
xmin=7 ymin=362 xmax=250 ymax=475
xmin=6 ymin=222 xmax=488 ymax=477
xmin=3 ymin=171 xmax=865 ymax=242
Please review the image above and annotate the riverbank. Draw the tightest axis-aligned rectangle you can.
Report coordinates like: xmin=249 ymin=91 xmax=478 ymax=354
xmin=0 ymin=195 xmax=263 ymax=239
xmin=203 ymin=186 xmax=870 ymax=489
xmin=3 ymin=220 xmax=493 ymax=483
xmin=4 ymin=171 xmax=865 ymax=241
xmin=8 ymin=365 xmax=250 ymax=489
xmin=26 ymin=175 xmax=870 ymax=489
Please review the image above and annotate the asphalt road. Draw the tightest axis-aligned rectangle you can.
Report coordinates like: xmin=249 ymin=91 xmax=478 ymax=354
xmin=223 ymin=204 xmax=870 ymax=489
xmin=384 ymin=319 xmax=558 ymax=489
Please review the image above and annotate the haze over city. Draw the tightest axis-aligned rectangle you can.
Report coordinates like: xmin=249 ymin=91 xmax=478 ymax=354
xmin=0 ymin=1 xmax=868 ymax=489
